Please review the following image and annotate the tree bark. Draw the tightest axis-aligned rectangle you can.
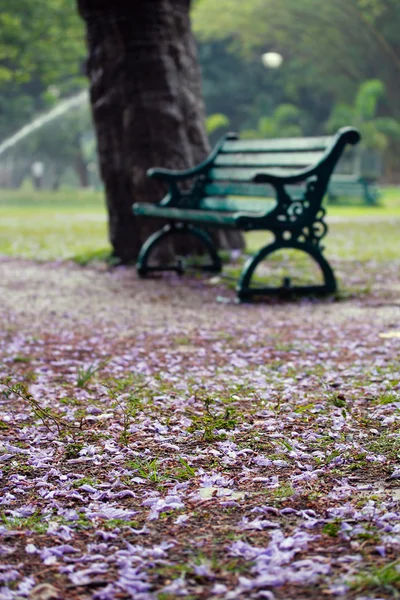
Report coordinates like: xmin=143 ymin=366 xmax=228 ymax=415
xmin=73 ymin=141 xmax=90 ymax=188
xmin=76 ymin=0 xmax=243 ymax=262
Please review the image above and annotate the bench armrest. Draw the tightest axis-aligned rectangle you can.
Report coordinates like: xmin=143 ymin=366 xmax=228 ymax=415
xmin=253 ymin=127 xmax=361 ymax=185
xmin=147 ymin=132 xmax=239 ymax=183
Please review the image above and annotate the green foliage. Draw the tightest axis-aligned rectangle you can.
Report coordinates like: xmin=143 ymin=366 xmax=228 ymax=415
xmin=206 ymin=113 xmax=230 ymax=135
xmin=349 ymin=561 xmax=400 ymax=595
xmin=241 ymin=103 xmax=304 ymax=139
xmin=187 ymin=395 xmax=239 ymax=442
xmin=0 ymin=0 xmax=85 ymax=89
xmin=0 ymin=0 xmax=86 ymax=140
xmin=199 ymin=41 xmax=290 ymax=140
xmin=76 ymin=361 xmax=107 ymax=389
xmin=193 ymin=0 xmax=400 ymax=130
xmin=322 ymin=521 xmax=341 ymax=537
xmin=326 ymin=80 xmax=400 ymax=149
xmin=1 ymin=511 xmax=47 ymax=534
xmin=0 ymin=376 xmax=85 ymax=435
xmin=64 ymin=442 xmax=84 ymax=460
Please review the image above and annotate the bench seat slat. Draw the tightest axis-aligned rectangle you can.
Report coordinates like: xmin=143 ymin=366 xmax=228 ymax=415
xmin=222 ymin=137 xmax=329 ymax=153
xmin=208 ymin=167 xmax=301 ymax=182
xmin=134 ymin=203 xmax=239 ymax=227
xmin=133 ymin=199 xmax=278 ymax=227
xmin=204 ymin=182 xmax=274 ymax=198
xmin=214 ymin=151 xmax=324 ymax=168
xmin=204 ymin=182 xmax=306 ymax=200
xmin=200 ymin=197 xmax=277 ymax=213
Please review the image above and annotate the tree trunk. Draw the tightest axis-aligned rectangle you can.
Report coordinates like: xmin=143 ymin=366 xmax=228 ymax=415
xmin=73 ymin=141 xmax=90 ymax=188
xmin=10 ymin=160 xmax=29 ymax=189
xmin=76 ymin=0 xmax=243 ymax=262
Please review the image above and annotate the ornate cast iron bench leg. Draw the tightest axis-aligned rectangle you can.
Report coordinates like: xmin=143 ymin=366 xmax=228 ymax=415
xmin=136 ymin=223 xmax=222 ymax=277
xmin=237 ymin=239 xmax=337 ymax=302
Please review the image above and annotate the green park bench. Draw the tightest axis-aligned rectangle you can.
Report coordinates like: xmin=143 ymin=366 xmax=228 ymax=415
xmin=327 ymin=148 xmax=382 ymax=206
xmin=328 ymin=179 xmax=380 ymax=205
xmin=133 ymin=127 xmax=360 ymax=301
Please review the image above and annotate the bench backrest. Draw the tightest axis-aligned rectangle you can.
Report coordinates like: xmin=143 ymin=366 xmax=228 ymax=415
xmin=204 ymin=136 xmax=331 ymax=199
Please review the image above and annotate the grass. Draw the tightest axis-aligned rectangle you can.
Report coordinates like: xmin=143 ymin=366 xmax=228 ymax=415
xmin=0 ymin=188 xmax=109 ymax=261
xmin=0 ymin=187 xmax=399 ymax=264
xmin=246 ymin=186 xmax=400 ymax=263
xmin=349 ymin=561 xmax=400 ymax=597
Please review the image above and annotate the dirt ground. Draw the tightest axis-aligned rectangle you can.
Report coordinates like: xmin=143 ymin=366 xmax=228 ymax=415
xmin=1 ymin=257 xmax=399 ymax=335
xmin=1 ymin=257 xmax=400 ymax=600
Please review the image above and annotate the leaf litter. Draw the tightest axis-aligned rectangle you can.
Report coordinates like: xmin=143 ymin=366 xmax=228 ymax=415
xmin=0 ymin=257 xmax=399 ymax=599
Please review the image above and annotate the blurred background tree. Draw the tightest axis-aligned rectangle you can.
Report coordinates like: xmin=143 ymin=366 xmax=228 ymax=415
xmin=1 ymin=0 xmax=400 ymax=189
xmin=193 ymin=0 xmax=400 ymax=178
xmin=325 ymin=79 xmax=400 ymax=151
xmin=0 ymin=0 xmax=86 ymax=140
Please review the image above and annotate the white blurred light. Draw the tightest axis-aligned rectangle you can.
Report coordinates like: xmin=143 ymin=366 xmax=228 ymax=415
xmin=261 ymin=52 xmax=283 ymax=69
xmin=31 ymin=161 xmax=44 ymax=177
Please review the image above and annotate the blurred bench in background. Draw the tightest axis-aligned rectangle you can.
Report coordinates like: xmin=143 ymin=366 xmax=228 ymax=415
xmin=328 ymin=147 xmax=382 ymax=205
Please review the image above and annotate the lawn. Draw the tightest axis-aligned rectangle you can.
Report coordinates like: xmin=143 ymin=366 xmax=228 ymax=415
xmin=0 ymin=189 xmax=109 ymax=262
xmin=0 ymin=187 xmax=399 ymax=264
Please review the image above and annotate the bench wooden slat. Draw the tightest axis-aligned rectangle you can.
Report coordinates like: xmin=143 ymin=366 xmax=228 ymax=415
xmin=203 ymin=182 xmax=306 ymax=200
xmin=208 ymin=167 xmax=300 ymax=182
xmin=134 ymin=203 xmax=239 ymax=226
xmin=204 ymin=182 xmax=275 ymax=198
xmin=199 ymin=197 xmax=277 ymax=213
xmin=329 ymin=184 xmax=366 ymax=196
xmin=222 ymin=137 xmax=329 ymax=153
xmin=214 ymin=151 xmax=324 ymax=168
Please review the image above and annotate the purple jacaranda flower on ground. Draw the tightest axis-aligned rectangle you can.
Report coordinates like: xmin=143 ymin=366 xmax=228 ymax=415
xmin=193 ymin=563 xmax=215 ymax=579
xmin=80 ymin=484 xmax=97 ymax=493
xmin=57 ymin=508 xmax=79 ymax=521
xmin=40 ymin=545 xmax=78 ymax=565
xmin=198 ymin=472 xmax=233 ymax=487
xmin=69 ymin=565 xmax=108 ymax=586
xmin=327 ymin=582 xmax=349 ymax=595
xmin=144 ymin=495 xmax=185 ymax=520
xmin=112 ymin=490 xmax=135 ymax=499
xmin=88 ymin=543 xmax=109 ymax=553
xmin=229 ymin=540 xmax=261 ymax=560
xmin=286 ymin=558 xmax=331 ymax=584
xmin=59 ymin=565 xmax=75 ymax=575
xmin=159 ymin=576 xmax=188 ymax=596
xmin=117 ymin=566 xmax=151 ymax=596
xmin=87 ymin=505 xmax=138 ymax=520
xmin=253 ymin=455 xmax=273 ymax=467
xmin=0 ymin=570 xmax=19 ymax=583
xmin=8 ymin=505 xmax=36 ymax=518
xmin=95 ymin=530 xmax=118 ymax=541
xmin=125 ymin=526 xmax=149 ymax=535
xmin=375 ymin=545 xmax=386 ymax=557
xmin=0 ymin=545 xmax=15 ymax=556
xmin=380 ymin=512 xmax=400 ymax=521
xmin=211 ymin=583 xmax=228 ymax=595
xmin=0 ymin=492 xmax=16 ymax=505
xmin=17 ymin=576 xmax=36 ymax=595
xmin=252 ymin=572 xmax=286 ymax=587
xmin=0 ymin=455 xmax=15 ymax=462
xmin=175 ymin=514 xmax=189 ymax=525
xmin=239 ymin=517 xmax=279 ymax=531
xmin=256 ymin=591 xmax=275 ymax=599
xmin=92 ymin=584 xmax=119 ymax=600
